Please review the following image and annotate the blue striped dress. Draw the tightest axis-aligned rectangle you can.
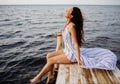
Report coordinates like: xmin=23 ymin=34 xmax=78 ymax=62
xmin=62 ymin=27 xmax=117 ymax=70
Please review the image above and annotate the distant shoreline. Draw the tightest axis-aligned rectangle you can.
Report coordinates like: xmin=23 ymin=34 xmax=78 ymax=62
xmin=0 ymin=4 xmax=120 ymax=6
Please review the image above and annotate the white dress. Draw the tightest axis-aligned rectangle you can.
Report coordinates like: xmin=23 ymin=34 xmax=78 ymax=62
xmin=62 ymin=28 xmax=117 ymax=70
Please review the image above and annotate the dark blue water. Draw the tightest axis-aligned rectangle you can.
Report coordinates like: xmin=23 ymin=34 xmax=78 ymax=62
xmin=0 ymin=5 xmax=120 ymax=84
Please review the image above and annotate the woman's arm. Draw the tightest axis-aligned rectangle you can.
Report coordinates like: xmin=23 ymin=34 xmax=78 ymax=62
xmin=68 ymin=23 xmax=84 ymax=66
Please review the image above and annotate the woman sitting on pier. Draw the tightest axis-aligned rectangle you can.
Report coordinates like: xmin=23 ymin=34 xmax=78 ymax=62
xmin=30 ymin=7 xmax=117 ymax=83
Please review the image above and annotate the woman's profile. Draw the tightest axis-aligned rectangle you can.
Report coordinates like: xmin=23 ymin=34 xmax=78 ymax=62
xmin=30 ymin=7 xmax=117 ymax=83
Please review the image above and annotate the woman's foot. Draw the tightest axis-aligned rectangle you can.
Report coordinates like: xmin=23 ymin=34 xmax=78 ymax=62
xmin=30 ymin=77 xmax=41 ymax=84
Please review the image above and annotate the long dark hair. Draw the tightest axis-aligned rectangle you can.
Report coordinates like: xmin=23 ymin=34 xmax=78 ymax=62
xmin=71 ymin=7 xmax=85 ymax=47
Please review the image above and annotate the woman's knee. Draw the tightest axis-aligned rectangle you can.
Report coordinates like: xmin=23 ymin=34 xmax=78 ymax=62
xmin=46 ymin=51 xmax=57 ymax=60
xmin=46 ymin=53 xmax=50 ymax=60
xmin=46 ymin=52 xmax=52 ymax=60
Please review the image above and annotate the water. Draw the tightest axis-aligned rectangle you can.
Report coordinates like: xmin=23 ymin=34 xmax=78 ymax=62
xmin=0 ymin=5 xmax=120 ymax=84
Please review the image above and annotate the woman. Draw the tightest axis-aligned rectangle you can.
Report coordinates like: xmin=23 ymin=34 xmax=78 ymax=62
xmin=30 ymin=7 xmax=117 ymax=83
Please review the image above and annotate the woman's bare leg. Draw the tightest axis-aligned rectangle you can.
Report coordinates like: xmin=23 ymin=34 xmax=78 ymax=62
xmin=30 ymin=54 xmax=73 ymax=83
xmin=46 ymin=50 xmax=64 ymax=80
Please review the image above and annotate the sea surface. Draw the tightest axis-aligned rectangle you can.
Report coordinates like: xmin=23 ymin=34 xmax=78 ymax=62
xmin=0 ymin=5 xmax=120 ymax=84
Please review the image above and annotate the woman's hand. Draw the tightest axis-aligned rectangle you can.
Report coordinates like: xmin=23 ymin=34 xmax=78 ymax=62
xmin=77 ymin=59 xmax=84 ymax=66
xmin=53 ymin=33 xmax=62 ymax=37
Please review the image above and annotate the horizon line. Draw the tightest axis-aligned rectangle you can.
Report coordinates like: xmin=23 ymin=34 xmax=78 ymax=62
xmin=0 ymin=4 xmax=120 ymax=6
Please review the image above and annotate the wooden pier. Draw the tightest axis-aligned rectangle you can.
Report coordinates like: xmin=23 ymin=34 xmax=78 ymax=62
xmin=56 ymin=64 xmax=120 ymax=84
xmin=48 ymin=33 xmax=120 ymax=84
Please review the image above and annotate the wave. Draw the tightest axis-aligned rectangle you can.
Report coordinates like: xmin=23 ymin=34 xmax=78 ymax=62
xmin=0 ymin=34 xmax=14 ymax=39
xmin=0 ymin=41 xmax=26 ymax=53
xmin=0 ymin=23 xmax=13 ymax=26
xmin=14 ymin=31 xmax=22 ymax=33
xmin=40 ymin=34 xmax=54 ymax=38
xmin=0 ymin=19 xmax=11 ymax=22
xmin=23 ymin=41 xmax=44 ymax=48
xmin=16 ymin=23 xmax=23 ymax=26
xmin=39 ymin=46 xmax=55 ymax=50
xmin=0 ymin=31 xmax=23 ymax=39
xmin=108 ymin=23 xmax=120 ymax=26
xmin=0 ymin=57 xmax=46 ymax=84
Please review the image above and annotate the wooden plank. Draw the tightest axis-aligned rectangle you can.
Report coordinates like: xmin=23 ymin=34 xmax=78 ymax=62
xmin=106 ymin=69 xmax=119 ymax=84
xmin=93 ymin=69 xmax=115 ymax=84
xmin=78 ymin=65 xmax=82 ymax=84
xmin=56 ymin=64 xmax=120 ymax=84
xmin=65 ymin=64 xmax=69 ymax=84
xmin=83 ymin=68 xmax=93 ymax=84
xmin=69 ymin=64 xmax=78 ymax=84
xmin=113 ymin=67 xmax=120 ymax=82
xmin=56 ymin=64 xmax=65 ymax=84
xmin=89 ymin=68 xmax=98 ymax=84
xmin=79 ymin=67 xmax=87 ymax=84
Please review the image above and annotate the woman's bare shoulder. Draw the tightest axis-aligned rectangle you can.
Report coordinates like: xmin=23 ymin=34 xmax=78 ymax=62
xmin=68 ymin=22 xmax=76 ymax=32
xmin=69 ymin=22 xmax=75 ymax=27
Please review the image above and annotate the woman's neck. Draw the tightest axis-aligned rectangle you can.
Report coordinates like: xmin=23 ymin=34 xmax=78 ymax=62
xmin=66 ymin=18 xmax=71 ymax=24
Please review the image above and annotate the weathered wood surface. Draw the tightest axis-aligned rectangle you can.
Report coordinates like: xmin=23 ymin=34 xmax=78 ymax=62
xmin=56 ymin=64 xmax=120 ymax=84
